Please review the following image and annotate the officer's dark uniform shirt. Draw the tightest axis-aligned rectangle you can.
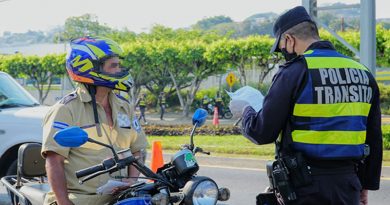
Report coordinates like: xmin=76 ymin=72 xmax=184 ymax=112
xmin=242 ymin=41 xmax=382 ymax=190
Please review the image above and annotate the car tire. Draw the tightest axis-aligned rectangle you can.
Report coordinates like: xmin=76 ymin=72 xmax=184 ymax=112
xmin=5 ymin=159 xmax=17 ymax=176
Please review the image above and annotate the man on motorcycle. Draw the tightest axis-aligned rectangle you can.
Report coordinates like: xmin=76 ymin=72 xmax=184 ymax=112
xmin=202 ymin=95 xmax=210 ymax=111
xmin=41 ymin=37 xmax=148 ymax=205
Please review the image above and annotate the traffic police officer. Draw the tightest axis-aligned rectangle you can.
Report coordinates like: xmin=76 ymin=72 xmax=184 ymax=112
xmin=41 ymin=37 xmax=148 ymax=205
xmin=137 ymin=93 xmax=148 ymax=124
xmin=230 ymin=6 xmax=382 ymax=205
xmin=158 ymin=91 xmax=166 ymax=120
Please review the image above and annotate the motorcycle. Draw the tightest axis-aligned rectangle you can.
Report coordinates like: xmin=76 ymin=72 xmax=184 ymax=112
xmin=2 ymin=108 xmax=230 ymax=205
xmin=205 ymin=104 xmax=233 ymax=120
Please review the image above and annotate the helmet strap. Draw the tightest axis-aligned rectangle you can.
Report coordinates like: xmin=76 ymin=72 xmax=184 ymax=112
xmin=88 ymin=85 xmax=102 ymax=137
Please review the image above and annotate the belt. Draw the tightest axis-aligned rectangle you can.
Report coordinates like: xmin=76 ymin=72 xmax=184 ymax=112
xmin=309 ymin=164 xmax=357 ymax=176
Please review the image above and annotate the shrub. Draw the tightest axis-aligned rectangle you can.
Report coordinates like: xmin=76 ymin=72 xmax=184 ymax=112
xmin=143 ymin=125 xmax=241 ymax=136
xmin=384 ymin=133 xmax=390 ymax=150
xmin=379 ymin=83 xmax=390 ymax=115
xmin=383 ymin=125 xmax=390 ymax=150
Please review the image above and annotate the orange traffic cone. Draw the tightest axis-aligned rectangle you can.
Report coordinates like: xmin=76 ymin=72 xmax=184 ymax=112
xmin=213 ymin=106 xmax=219 ymax=127
xmin=150 ymin=141 xmax=164 ymax=173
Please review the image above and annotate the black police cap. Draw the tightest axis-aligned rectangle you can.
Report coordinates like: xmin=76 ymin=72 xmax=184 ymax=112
xmin=270 ymin=6 xmax=314 ymax=53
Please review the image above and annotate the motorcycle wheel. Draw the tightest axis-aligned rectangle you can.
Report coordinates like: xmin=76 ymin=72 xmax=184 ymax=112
xmin=223 ymin=111 xmax=233 ymax=119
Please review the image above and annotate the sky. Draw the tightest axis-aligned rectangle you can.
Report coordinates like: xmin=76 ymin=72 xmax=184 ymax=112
xmin=0 ymin=0 xmax=388 ymax=35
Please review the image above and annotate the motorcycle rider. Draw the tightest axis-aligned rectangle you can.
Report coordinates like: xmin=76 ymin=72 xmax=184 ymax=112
xmin=41 ymin=36 xmax=148 ymax=205
xmin=230 ymin=6 xmax=382 ymax=205
xmin=202 ymin=95 xmax=210 ymax=111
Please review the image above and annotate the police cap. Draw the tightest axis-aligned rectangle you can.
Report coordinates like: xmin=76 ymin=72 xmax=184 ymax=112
xmin=270 ymin=6 xmax=314 ymax=53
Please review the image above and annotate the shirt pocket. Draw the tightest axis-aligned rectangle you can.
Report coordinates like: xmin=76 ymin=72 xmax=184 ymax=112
xmin=114 ymin=126 xmax=132 ymax=149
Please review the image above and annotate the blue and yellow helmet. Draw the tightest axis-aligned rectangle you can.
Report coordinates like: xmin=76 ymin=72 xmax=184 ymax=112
xmin=66 ymin=36 xmax=133 ymax=91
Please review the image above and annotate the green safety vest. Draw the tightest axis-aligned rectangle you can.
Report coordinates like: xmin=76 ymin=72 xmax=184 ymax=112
xmin=160 ymin=96 xmax=166 ymax=104
xmin=139 ymin=99 xmax=146 ymax=106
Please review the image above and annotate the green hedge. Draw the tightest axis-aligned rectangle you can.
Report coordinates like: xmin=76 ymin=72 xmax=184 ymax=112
xmin=383 ymin=125 xmax=390 ymax=150
xmin=379 ymin=83 xmax=390 ymax=115
xmin=143 ymin=125 xmax=241 ymax=136
xmin=384 ymin=133 xmax=390 ymax=150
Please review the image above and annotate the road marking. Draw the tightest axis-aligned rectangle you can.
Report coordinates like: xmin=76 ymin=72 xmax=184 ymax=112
xmin=201 ymin=164 xmax=266 ymax=172
xmin=147 ymin=160 xmax=390 ymax=180
xmin=201 ymin=165 xmax=390 ymax=180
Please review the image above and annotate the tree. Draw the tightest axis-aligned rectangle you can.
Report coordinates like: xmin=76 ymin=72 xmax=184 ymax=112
xmin=107 ymin=29 xmax=137 ymax=44
xmin=178 ymin=41 xmax=226 ymax=116
xmin=205 ymin=36 xmax=279 ymax=86
xmin=1 ymin=54 xmax=66 ymax=104
xmin=246 ymin=36 xmax=280 ymax=84
xmin=122 ymin=41 xmax=154 ymax=105
xmin=193 ymin=16 xmax=234 ymax=30
xmin=58 ymin=14 xmax=112 ymax=41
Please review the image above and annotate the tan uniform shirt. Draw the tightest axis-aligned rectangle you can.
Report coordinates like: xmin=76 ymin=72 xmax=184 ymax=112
xmin=41 ymin=85 xmax=148 ymax=205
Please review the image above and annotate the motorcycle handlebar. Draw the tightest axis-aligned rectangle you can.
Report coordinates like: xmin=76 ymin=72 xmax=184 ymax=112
xmin=76 ymin=158 xmax=116 ymax=179
xmin=76 ymin=164 xmax=105 ymax=178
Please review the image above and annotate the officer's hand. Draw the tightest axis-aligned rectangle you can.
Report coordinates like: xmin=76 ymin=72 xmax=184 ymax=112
xmin=360 ymin=189 xmax=368 ymax=205
xmin=229 ymin=99 xmax=250 ymax=118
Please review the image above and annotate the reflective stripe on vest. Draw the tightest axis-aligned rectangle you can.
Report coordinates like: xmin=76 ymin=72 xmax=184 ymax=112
xmin=291 ymin=49 xmax=372 ymax=159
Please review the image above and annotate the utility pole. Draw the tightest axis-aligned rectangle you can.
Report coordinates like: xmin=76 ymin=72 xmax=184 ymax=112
xmin=302 ymin=0 xmax=377 ymax=75
xmin=360 ymin=0 xmax=376 ymax=75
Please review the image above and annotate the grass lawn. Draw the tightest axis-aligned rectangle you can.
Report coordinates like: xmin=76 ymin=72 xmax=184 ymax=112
xmin=148 ymin=134 xmax=390 ymax=166
xmin=148 ymin=135 xmax=275 ymax=157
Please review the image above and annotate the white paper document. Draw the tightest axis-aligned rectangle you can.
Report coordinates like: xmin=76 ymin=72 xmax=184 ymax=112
xmin=226 ymin=86 xmax=264 ymax=112
xmin=96 ymin=179 xmax=129 ymax=195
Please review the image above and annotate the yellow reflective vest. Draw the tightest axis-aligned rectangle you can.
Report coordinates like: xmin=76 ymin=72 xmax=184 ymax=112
xmin=291 ymin=49 xmax=373 ymax=159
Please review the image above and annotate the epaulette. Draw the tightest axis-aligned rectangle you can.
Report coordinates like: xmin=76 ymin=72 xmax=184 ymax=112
xmin=115 ymin=93 xmax=130 ymax=104
xmin=59 ymin=91 xmax=78 ymax=104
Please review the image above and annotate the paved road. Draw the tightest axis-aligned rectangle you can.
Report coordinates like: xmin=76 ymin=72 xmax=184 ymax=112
xmin=1 ymin=154 xmax=389 ymax=205
xmin=196 ymin=157 xmax=390 ymax=205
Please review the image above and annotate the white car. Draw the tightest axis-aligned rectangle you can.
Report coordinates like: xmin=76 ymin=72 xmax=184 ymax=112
xmin=0 ymin=71 xmax=50 ymax=176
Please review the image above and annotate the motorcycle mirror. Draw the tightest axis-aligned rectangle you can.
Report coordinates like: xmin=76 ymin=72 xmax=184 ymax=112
xmin=54 ymin=126 xmax=88 ymax=147
xmin=192 ymin=108 xmax=208 ymax=127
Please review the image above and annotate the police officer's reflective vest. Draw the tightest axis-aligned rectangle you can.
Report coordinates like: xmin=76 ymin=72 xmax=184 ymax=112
xmin=202 ymin=98 xmax=209 ymax=105
xmin=160 ymin=96 xmax=166 ymax=104
xmin=215 ymin=97 xmax=222 ymax=103
xmin=291 ymin=49 xmax=373 ymax=160
xmin=139 ymin=99 xmax=146 ymax=106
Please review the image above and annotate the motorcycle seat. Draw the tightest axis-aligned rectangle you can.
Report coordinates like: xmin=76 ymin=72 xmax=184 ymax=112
xmin=19 ymin=183 xmax=50 ymax=205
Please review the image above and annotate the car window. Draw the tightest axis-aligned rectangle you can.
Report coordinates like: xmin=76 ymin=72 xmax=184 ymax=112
xmin=0 ymin=73 xmax=39 ymax=108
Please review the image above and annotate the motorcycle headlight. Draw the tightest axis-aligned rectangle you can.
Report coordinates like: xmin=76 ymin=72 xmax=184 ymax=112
xmin=183 ymin=177 xmax=218 ymax=205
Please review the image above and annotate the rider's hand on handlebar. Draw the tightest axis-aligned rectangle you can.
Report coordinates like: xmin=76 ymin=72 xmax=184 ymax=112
xmin=111 ymin=178 xmax=136 ymax=195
